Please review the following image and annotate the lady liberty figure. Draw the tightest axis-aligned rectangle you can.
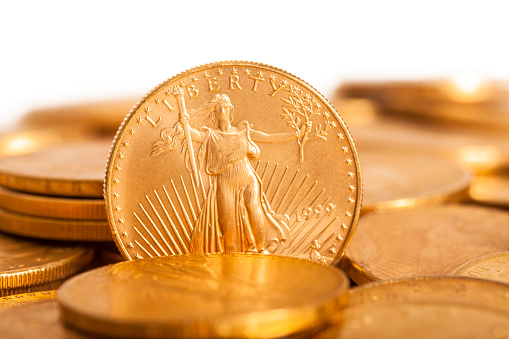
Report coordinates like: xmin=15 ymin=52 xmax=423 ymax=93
xmin=152 ymin=90 xmax=308 ymax=254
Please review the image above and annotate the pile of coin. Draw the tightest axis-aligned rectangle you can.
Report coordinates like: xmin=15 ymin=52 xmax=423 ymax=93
xmin=1 ymin=64 xmax=509 ymax=338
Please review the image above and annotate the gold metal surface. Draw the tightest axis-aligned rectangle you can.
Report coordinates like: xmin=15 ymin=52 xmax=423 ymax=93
xmin=361 ymin=150 xmax=471 ymax=214
xmin=0 ymin=233 xmax=93 ymax=289
xmin=0 ymin=139 xmax=111 ymax=198
xmin=469 ymin=173 xmax=509 ymax=208
xmin=0 ymin=185 xmax=106 ymax=220
xmin=0 ymin=280 xmax=64 ymax=297
xmin=452 ymin=251 xmax=509 ymax=284
xmin=19 ymin=97 xmax=139 ymax=135
xmin=58 ymin=253 xmax=349 ymax=338
xmin=349 ymin=116 xmax=509 ymax=174
xmin=0 ymin=291 xmax=90 ymax=339
xmin=341 ymin=204 xmax=509 ymax=285
xmin=312 ymin=276 xmax=509 ymax=338
xmin=105 ymin=61 xmax=362 ymax=265
xmin=0 ymin=207 xmax=111 ymax=241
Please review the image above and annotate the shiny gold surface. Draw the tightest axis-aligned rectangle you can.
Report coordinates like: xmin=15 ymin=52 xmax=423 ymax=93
xmin=469 ymin=174 xmax=509 ymax=208
xmin=0 ymin=207 xmax=111 ymax=241
xmin=0 ymin=185 xmax=106 ymax=220
xmin=342 ymin=204 xmax=509 ymax=284
xmin=350 ymin=116 xmax=509 ymax=173
xmin=0 ymin=139 xmax=111 ymax=198
xmin=452 ymin=252 xmax=509 ymax=284
xmin=0 ymin=291 xmax=89 ymax=339
xmin=105 ymin=61 xmax=362 ymax=265
xmin=19 ymin=98 xmax=139 ymax=135
xmin=58 ymin=253 xmax=349 ymax=338
xmin=361 ymin=150 xmax=470 ymax=214
xmin=0 ymin=233 xmax=93 ymax=289
xmin=312 ymin=276 xmax=509 ymax=338
xmin=0 ymin=280 xmax=64 ymax=297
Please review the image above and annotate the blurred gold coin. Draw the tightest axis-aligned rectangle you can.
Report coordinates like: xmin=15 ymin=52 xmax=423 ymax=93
xmin=341 ymin=204 xmax=509 ymax=285
xmin=452 ymin=251 xmax=509 ymax=284
xmin=58 ymin=254 xmax=349 ymax=338
xmin=0 ymin=185 xmax=106 ymax=220
xmin=350 ymin=116 xmax=509 ymax=173
xmin=336 ymin=77 xmax=509 ymax=129
xmin=312 ymin=276 xmax=509 ymax=338
xmin=361 ymin=150 xmax=470 ymax=214
xmin=1 ymin=279 xmax=64 ymax=297
xmin=469 ymin=174 xmax=509 ymax=208
xmin=0 ymin=139 xmax=111 ymax=198
xmin=19 ymin=97 xmax=139 ymax=135
xmin=0 ymin=207 xmax=111 ymax=241
xmin=0 ymin=233 xmax=93 ymax=289
xmin=0 ymin=291 xmax=89 ymax=339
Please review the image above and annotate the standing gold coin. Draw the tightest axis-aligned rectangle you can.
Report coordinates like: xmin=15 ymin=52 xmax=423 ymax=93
xmin=58 ymin=253 xmax=350 ymax=339
xmin=469 ymin=174 xmax=509 ymax=208
xmin=361 ymin=150 xmax=470 ymax=214
xmin=0 ymin=185 xmax=106 ymax=220
xmin=0 ymin=291 xmax=89 ymax=339
xmin=311 ymin=276 xmax=509 ymax=338
xmin=341 ymin=204 xmax=509 ymax=285
xmin=452 ymin=251 xmax=509 ymax=284
xmin=105 ymin=61 xmax=362 ymax=265
xmin=0 ymin=139 xmax=112 ymax=198
xmin=0 ymin=233 xmax=93 ymax=289
xmin=0 ymin=207 xmax=111 ymax=241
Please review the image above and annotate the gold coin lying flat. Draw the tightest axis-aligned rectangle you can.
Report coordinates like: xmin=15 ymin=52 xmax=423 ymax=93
xmin=0 ymin=139 xmax=112 ymax=198
xmin=58 ymin=254 xmax=349 ymax=339
xmin=361 ymin=150 xmax=470 ymax=214
xmin=341 ymin=204 xmax=509 ymax=285
xmin=452 ymin=251 xmax=509 ymax=284
xmin=0 ymin=207 xmax=111 ymax=241
xmin=0 ymin=233 xmax=93 ymax=289
xmin=105 ymin=61 xmax=362 ymax=265
xmin=0 ymin=291 xmax=89 ymax=339
xmin=1 ymin=279 xmax=64 ymax=297
xmin=469 ymin=174 xmax=509 ymax=208
xmin=312 ymin=276 xmax=509 ymax=338
xmin=0 ymin=185 xmax=106 ymax=220
xmin=20 ymin=97 xmax=139 ymax=134
xmin=350 ymin=116 xmax=509 ymax=173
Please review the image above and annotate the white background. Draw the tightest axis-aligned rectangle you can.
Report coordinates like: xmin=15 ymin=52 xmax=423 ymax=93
xmin=1 ymin=1 xmax=508 ymax=127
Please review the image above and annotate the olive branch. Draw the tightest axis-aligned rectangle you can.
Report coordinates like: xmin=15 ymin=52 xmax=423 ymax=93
xmin=281 ymin=84 xmax=337 ymax=163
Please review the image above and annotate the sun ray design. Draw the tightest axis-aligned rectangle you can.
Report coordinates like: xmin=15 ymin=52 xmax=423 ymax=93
xmin=130 ymin=161 xmax=337 ymax=259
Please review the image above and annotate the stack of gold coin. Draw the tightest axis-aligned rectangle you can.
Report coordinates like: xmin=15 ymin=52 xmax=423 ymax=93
xmin=0 ymin=139 xmax=113 ymax=241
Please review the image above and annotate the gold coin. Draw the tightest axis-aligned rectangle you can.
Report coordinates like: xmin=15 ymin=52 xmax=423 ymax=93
xmin=341 ymin=204 xmax=509 ymax=285
xmin=0 ymin=139 xmax=112 ymax=198
xmin=336 ymin=78 xmax=509 ymax=129
xmin=105 ymin=61 xmax=362 ymax=265
xmin=0 ymin=128 xmax=96 ymax=157
xmin=350 ymin=116 xmax=509 ymax=173
xmin=312 ymin=276 xmax=509 ymax=338
xmin=0 ymin=233 xmax=93 ymax=289
xmin=0 ymin=291 xmax=89 ymax=339
xmin=469 ymin=174 xmax=509 ymax=208
xmin=452 ymin=251 xmax=509 ymax=284
xmin=58 ymin=254 xmax=350 ymax=338
xmin=361 ymin=150 xmax=470 ymax=214
xmin=0 ymin=185 xmax=106 ymax=220
xmin=1 ymin=279 xmax=64 ymax=297
xmin=0 ymin=207 xmax=111 ymax=241
xmin=20 ymin=97 xmax=139 ymax=134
